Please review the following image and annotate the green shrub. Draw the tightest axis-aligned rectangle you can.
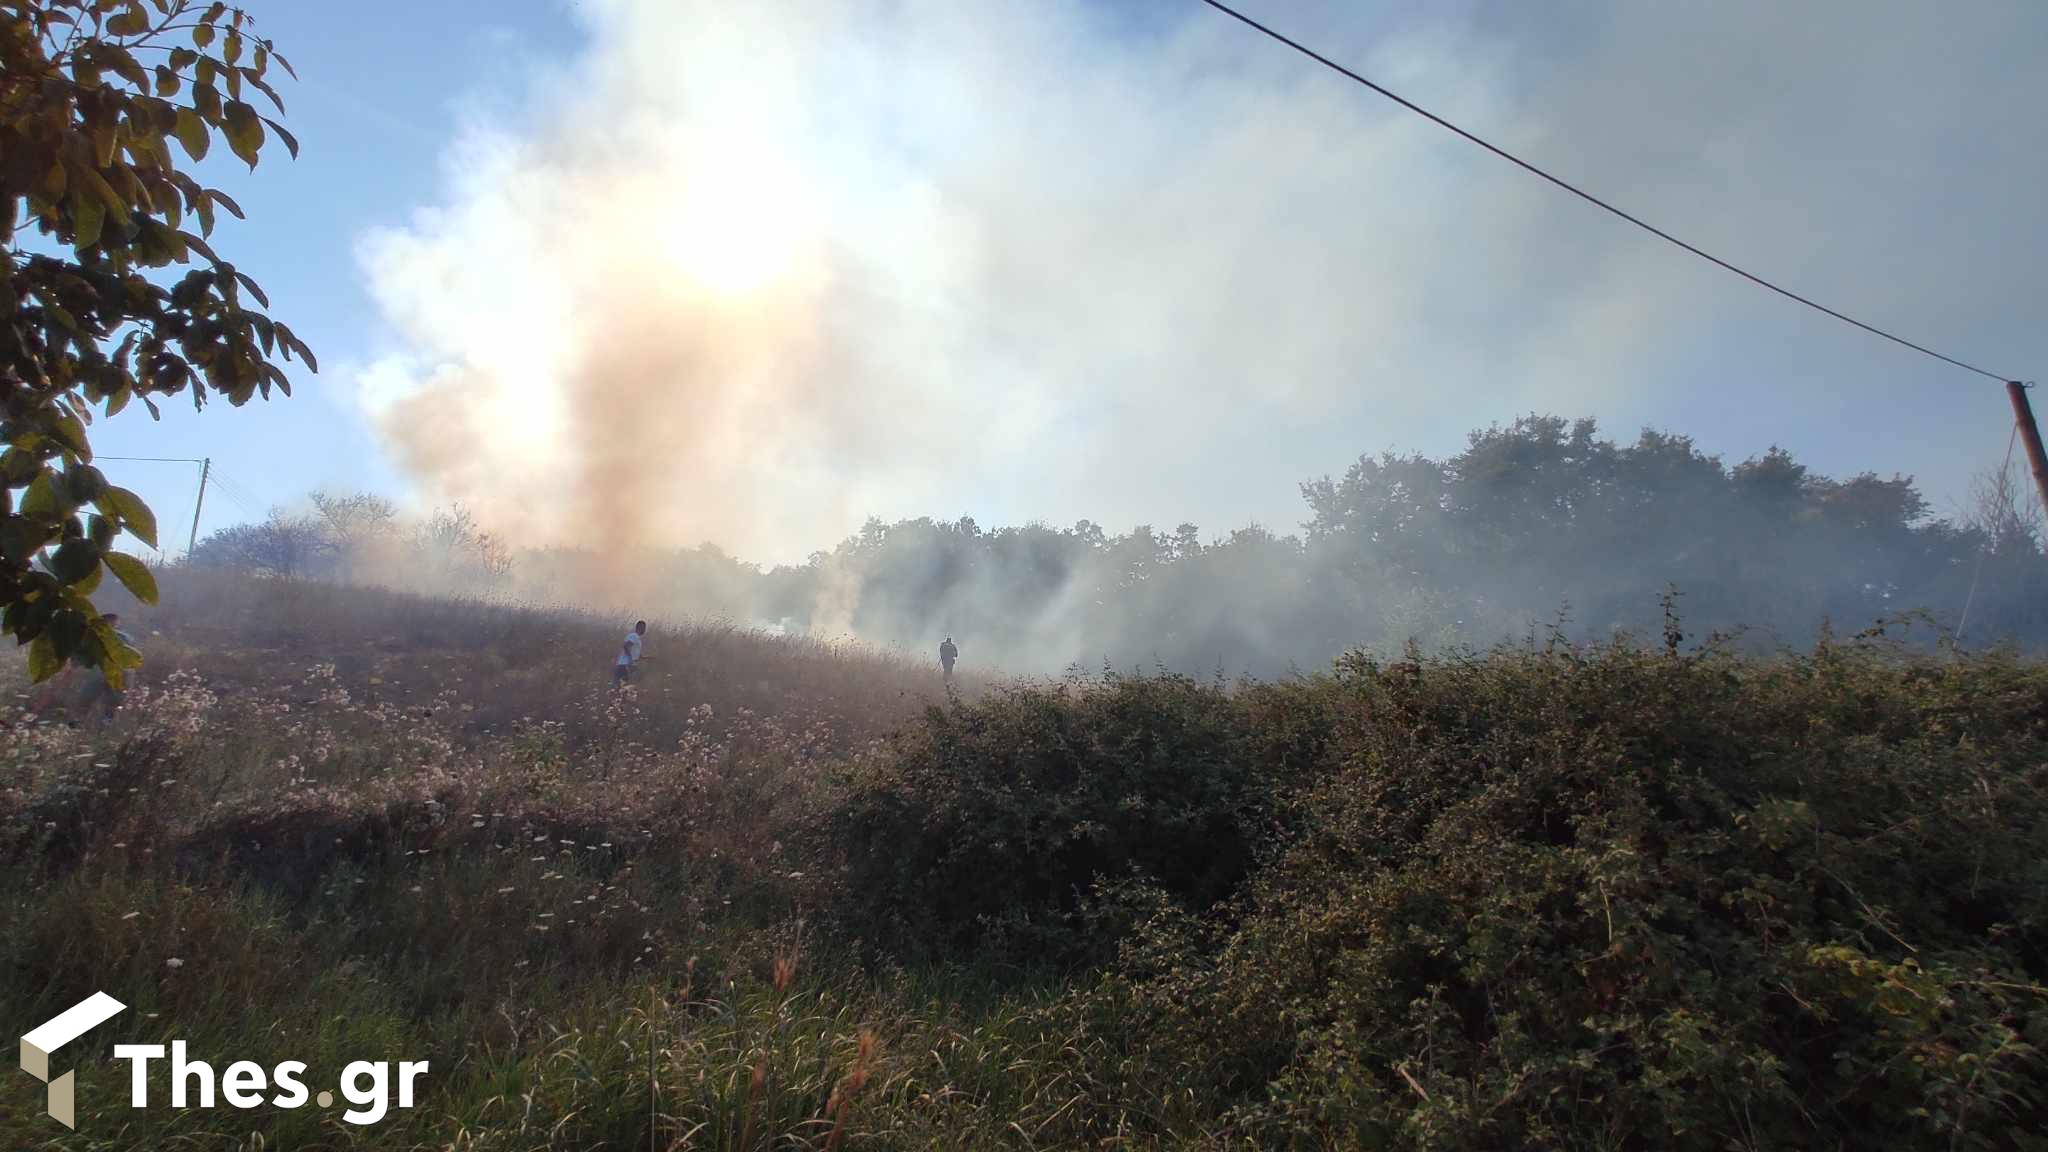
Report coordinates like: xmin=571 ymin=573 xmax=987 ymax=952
xmin=1065 ymin=637 xmax=2048 ymax=1149
xmin=817 ymin=672 xmax=1301 ymax=965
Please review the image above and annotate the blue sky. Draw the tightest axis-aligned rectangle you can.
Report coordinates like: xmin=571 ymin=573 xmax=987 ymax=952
xmin=91 ymin=0 xmax=579 ymax=553
xmin=89 ymin=0 xmax=2048 ymax=566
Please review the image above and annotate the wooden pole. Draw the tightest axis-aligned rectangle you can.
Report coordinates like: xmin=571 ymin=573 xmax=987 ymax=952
xmin=186 ymin=457 xmax=209 ymax=558
xmin=2005 ymin=383 xmax=2048 ymax=524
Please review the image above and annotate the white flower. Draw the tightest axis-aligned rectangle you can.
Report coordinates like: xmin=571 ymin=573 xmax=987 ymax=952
xmin=164 ymin=958 xmax=184 ymax=969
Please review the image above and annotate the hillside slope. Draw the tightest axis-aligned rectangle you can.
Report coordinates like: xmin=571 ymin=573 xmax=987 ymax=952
xmin=2 ymin=579 xmax=2044 ymax=1149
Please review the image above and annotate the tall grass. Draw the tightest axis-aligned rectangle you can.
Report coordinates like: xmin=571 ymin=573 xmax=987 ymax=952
xmin=2 ymin=578 xmax=2043 ymax=1148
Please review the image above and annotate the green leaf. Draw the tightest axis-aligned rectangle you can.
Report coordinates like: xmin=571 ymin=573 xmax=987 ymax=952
xmin=104 ymin=551 xmax=159 ymax=605
xmin=209 ymin=188 xmax=244 ymax=219
xmin=65 ymin=465 xmax=106 ymax=504
xmin=50 ymin=538 xmax=99 ymax=584
xmin=97 ymin=486 xmax=157 ymax=549
xmin=27 ymin=632 xmax=61 ymax=683
xmin=192 ymin=22 xmax=215 ymax=48
xmin=0 ymin=450 xmax=37 ymax=487
xmin=154 ymin=64 xmax=179 ymax=96
xmin=80 ymin=165 xmax=130 ymax=225
xmin=0 ymin=518 xmax=44 ymax=564
xmin=91 ymin=617 xmax=142 ymax=676
xmin=48 ymin=411 xmax=90 ymax=458
xmin=279 ymin=323 xmax=318 ymax=372
xmin=174 ymin=107 xmax=209 ymax=160
xmin=106 ymin=4 xmax=148 ymax=37
xmin=261 ymin=116 xmax=296 ymax=159
xmin=71 ymin=189 xmax=106 ymax=249
xmin=18 ymin=474 xmax=61 ymax=520
xmin=233 ymin=270 xmax=268 ymax=307
xmin=222 ymin=100 xmax=263 ymax=168
xmin=102 ymin=44 xmax=149 ymax=91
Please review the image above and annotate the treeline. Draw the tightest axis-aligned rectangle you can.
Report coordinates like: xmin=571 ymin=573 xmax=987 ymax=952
xmin=190 ymin=416 xmax=2048 ymax=673
xmin=188 ymin=492 xmax=512 ymax=588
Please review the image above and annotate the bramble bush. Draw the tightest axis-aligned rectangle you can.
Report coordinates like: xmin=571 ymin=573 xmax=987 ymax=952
xmin=817 ymin=670 xmax=1296 ymax=966
xmin=1054 ymin=634 xmax=2048 ymax=1149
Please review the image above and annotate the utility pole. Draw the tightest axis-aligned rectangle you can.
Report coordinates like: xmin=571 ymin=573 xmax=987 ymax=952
xmin=186 ymin=457 xmax=210 ymax=558
xmin=2005 ymin=383 xmax=2048 ymax=522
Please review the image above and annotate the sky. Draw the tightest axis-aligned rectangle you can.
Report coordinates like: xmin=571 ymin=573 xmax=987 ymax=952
xmin=85 ymin=0 xmax=2048 ymax=568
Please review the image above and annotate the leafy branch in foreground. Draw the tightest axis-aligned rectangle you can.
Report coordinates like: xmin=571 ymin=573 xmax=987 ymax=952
xmin=0 ymin=0 xmax=312 ymax=684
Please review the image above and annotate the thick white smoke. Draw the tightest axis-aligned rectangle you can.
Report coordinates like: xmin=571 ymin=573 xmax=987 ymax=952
xmin=352 ymin=0 xmax=2047 ymax=600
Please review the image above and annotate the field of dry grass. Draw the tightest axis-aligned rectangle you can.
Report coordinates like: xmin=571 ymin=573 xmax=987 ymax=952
xmin=3 ymin=572 xmax=2042 ymax=1150
xmin=0 ymin=572 xmax=1030 ymax=1149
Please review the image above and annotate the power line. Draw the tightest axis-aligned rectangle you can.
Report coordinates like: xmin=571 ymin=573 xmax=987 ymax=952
xmin=95 ymin=455 xmax=205 ymax=464
xmin=202 ymin=470 xmax=263 ymax=518
xmin=1196 ymin=0 xmax=2017 ymax=384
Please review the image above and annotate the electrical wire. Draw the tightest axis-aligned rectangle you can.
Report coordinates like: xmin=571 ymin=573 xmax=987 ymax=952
xmin=1196 ymin=0 xmax=2018 ymax=385
xmin=202 ymin=470 xmax=264 ymax=519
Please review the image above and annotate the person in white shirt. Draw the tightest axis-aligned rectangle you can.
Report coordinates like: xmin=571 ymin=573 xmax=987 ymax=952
xmin=612 ymin=620 xmax=647 ymax=685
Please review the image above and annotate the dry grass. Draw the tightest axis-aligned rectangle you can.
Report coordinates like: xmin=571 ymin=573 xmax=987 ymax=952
xmin=0 ymin=573 xmax=1147 ymax=1150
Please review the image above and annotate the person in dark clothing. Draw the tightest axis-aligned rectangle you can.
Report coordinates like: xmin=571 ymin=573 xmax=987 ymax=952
xmin=938 ymin=636 xmax=958 ymax=681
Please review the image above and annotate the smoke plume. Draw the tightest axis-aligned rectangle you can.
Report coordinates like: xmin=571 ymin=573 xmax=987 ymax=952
xmin=353 ymin=0 xmax=2047 ymax=620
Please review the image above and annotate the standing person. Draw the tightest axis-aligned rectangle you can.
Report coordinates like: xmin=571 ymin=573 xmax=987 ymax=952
xmin=613 ymin=620 xmax=647 ymax=686
xmin=938 ymin=635 xmax=958 ymax=682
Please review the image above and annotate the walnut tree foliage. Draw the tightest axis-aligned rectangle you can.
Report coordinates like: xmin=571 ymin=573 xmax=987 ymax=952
xmin=1 ymin=0 xmax=311 ymax=685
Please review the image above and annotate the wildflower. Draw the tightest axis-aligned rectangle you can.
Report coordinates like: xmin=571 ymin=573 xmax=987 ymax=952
xmin=165 ymin=958 xmax=184 ymax=970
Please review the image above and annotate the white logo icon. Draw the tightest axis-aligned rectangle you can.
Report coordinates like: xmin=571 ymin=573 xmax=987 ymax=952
xmin=20 ymin=992 xmax=127 ymax=1129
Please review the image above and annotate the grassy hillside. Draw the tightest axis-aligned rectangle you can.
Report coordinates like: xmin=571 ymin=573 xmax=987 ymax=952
xmin=2 ymin=577 xmax=2044 ymax=1149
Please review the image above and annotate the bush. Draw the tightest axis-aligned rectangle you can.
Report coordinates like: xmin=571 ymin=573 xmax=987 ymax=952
xmin=1063 ymin=636 xmax=2048 ymax=1149
xmin=818 ymin=671 xmax=1299 ymax=965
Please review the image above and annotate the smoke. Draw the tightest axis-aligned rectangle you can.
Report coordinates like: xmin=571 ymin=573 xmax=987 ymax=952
xmin=351 ymin=0 xmax=2046 ymax=649
xmin=351 ymin=0 xmax=1527 ymax=565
